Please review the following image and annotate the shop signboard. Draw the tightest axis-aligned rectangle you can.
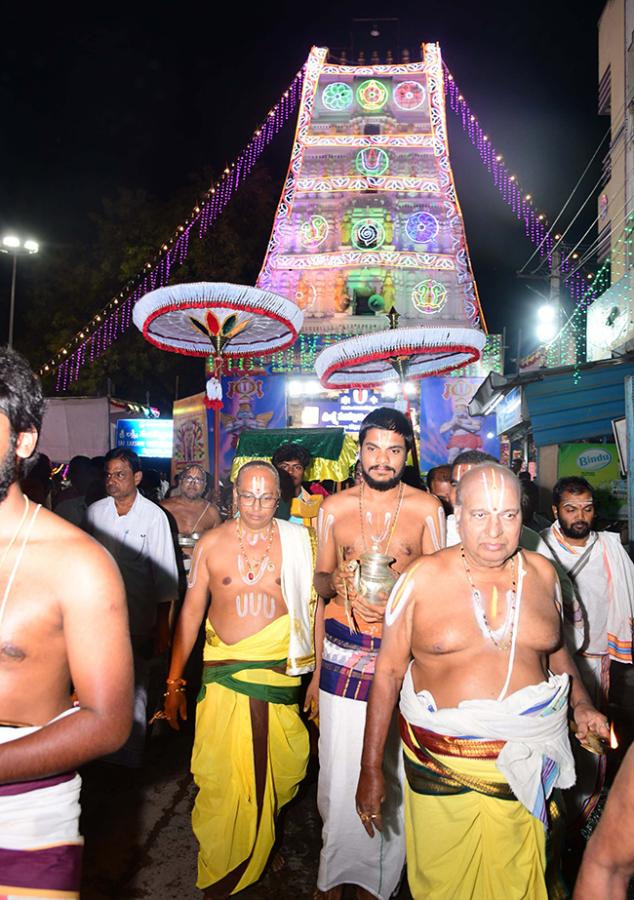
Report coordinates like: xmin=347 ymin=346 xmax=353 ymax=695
xmin=298 ymin=389 xmax=394 ymax=434
xmin=496 ymin=386 xmax=523 ymax=435
xmin=419 ymin=376 xmax=500 ymax=470
xmin=557 ymin=443 xmax=627 ymax=520
xmin=116 ymin=418 xmax=173 ymax=458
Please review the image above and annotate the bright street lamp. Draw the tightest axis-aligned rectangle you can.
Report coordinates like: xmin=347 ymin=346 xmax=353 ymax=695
xmin=535 ymin=303 xmax=559 ymax=344
xmin=537 ymin=304 xmax=556 ymax=322
xmin=0 ymin=234 xmax=39 ymax=348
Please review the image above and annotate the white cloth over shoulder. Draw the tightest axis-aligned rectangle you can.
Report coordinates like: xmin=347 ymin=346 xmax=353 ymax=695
xmin=542 ymin=523 xmax=634 ymax=663
xmin=277 ymin=518 xmax=316 ymax=675
xmin=400 ymin=667 xmax=574 ymax=822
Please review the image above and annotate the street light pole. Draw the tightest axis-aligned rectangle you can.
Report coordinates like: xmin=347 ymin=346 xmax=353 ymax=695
xmin=8 ymin=254 xmax=17 ymax=350
xmin=1 ymin=235 xmax=39 ymax=348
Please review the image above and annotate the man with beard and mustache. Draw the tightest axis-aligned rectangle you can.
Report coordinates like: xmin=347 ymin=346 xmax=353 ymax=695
xmin=542 ymin=476 xmax=634 ymax=827
xmin=0 ymin=347 xmax=133 ymax=898
xmin=312 ymin=408 xmax=445 ymax=900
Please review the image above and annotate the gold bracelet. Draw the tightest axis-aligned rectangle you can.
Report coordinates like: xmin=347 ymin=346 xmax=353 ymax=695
xmin=163 ymin=687 xmax=186 ymax=697
xmin=166 ymin=677 xmax=187 ymax=686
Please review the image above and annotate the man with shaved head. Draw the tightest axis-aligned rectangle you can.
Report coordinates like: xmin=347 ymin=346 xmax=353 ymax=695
xmin=161 ymin=464 xmax=220 ymax=572
xmin=161 ymin=460 xmax=317 ymax=897
xmin=357 ymin=463 xmax=608 ymax=899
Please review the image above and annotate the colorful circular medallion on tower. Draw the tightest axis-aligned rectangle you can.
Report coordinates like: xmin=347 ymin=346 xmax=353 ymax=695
xmin=352 ymin=219 xmax=385 ymax=250
xmin=355 ymin=148 xmax=389 ymax=176
xmin=356 ymin=79 xmax=388 ymax=111
xmin=299 ymin=215 xmax=329 ymax=249
xmin=393 ymin=81 xmax=426 ymax=110
xmin=405 ymin=211 xmax=439 ymax=244
xmin=322 ymin=82 xmax=353 ymax=111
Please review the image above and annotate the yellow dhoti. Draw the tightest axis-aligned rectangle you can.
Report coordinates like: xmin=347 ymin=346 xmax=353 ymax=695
xmin=401 ymin=720 xmax=566 ymax=900
xmin=191 ymin=615 xmax=309 ymax=896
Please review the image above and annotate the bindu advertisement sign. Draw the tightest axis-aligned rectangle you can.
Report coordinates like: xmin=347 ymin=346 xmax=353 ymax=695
xmin=558 ymin=443 xmax=626 ymax=519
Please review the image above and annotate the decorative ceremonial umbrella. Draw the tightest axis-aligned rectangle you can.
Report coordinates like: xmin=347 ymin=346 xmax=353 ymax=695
xmin=314 ymin=309 xmax=486 ymax=476
xmin=314 ymin=309 xmax=486 ymax=390
xmin=133 ymin=281 xmax=303 ymax=488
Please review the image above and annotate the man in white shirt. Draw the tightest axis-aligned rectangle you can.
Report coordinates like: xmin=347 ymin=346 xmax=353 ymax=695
xmin=86 ymin=448 xmax=178 ymax=766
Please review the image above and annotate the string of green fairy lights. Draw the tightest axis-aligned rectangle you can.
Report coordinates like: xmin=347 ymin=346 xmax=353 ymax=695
xmin=220 ymin=332 xmax=503 ymax=377
xmin=545 ymin=212 xmax=634 ymax=381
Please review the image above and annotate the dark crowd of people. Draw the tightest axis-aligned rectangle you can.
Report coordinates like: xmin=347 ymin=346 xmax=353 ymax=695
xmin=2 ymin=343 xmax=634 ymax=900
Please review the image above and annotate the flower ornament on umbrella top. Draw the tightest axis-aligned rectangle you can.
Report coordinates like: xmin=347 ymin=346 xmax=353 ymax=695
xmin=133 ymin=281 xmax=303 ymax=407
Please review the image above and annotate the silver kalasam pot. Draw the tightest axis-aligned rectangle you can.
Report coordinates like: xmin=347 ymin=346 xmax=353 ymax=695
xmin=353 ymin=550 xmax=398 ymax=605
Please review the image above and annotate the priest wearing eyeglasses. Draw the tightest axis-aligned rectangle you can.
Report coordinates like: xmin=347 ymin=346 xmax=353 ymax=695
xmin=161 ymin=464 xmax=220 ymax=572
xmin=162 ymin=460 xmax=318 ymax=897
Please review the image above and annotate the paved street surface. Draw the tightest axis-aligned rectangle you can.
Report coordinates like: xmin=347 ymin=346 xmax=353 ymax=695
xmin=80 ymin=725 xmax=412 ymax=900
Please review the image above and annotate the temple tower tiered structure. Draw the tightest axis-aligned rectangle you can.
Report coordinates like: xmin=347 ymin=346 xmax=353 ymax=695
xmin=257 ymin=43 xmax=486 ymax=353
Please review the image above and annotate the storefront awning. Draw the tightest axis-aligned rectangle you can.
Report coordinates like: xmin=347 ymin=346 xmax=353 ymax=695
xmin=525 ymin=362 xmax=634 ymax=446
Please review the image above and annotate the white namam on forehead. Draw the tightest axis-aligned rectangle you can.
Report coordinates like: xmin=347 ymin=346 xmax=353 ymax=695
xmin=363 ymin=430 xmax=404 ymax=450
xmin=457 ymin=464 xmax=520 ymax=511
xmin=240 ymin=473 xmax=268 ymax=495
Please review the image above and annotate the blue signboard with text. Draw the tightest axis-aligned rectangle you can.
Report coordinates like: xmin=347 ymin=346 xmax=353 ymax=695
xmin=116 ymin=419 xmax=174 ymax=458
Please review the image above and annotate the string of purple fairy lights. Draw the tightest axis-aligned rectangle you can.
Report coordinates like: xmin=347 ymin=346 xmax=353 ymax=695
xmin=443 ymin=64 xmax=596 ymax=310
xmin=53 ymin=68 xmax=306 ymax=390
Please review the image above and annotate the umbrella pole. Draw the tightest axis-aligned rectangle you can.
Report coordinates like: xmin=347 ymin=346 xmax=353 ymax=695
xmin=213 ymin=405 xmax=221 ymax=495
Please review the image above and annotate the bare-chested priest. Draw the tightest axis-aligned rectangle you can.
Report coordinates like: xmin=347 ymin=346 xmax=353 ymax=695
xmin=161 ymin=464 xmax=220 ymax=571
xmin=0 ymin=346 xmax=133 ymax=899
xmin=162 ymin=460 xmax=317 ymax=897
xmin=313 ymin=407 xmax=445 ymax=900
xmin=357 ymin=463 xmax=609 ymax=900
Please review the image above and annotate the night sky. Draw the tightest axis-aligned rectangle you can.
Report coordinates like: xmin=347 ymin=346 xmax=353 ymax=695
xmin=1 ymin=1 xmax=607 ymax=376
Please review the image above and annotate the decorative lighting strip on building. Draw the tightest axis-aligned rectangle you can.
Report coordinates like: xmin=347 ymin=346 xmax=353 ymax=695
xmin=303 ymin=134 xmax=435 ymax=148
xmin=295 ymin=175 xmax=441 ymax=194
xmin=544 ymin=214 xmax=634 ymax=377
xmin=271 ymin=250 xmax=456 ymax=271
xmin=48 ymin=67 xmax=306 ymax=388
xmin=222 ymin=332 xmax=503 ymax=377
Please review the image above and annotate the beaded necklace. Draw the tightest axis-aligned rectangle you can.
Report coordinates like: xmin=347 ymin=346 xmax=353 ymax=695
xmin=359 ymin=481 xmax=404 ymax=555
xmin=460 ymin=546 xmax=517 ymax=651
xmin=236 ymin=519 xmax=275 ymax=585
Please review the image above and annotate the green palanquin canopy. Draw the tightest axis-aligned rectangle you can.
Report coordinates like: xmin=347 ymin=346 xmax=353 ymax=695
xmin=230 ymin=427 xmax=358 ymax=483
